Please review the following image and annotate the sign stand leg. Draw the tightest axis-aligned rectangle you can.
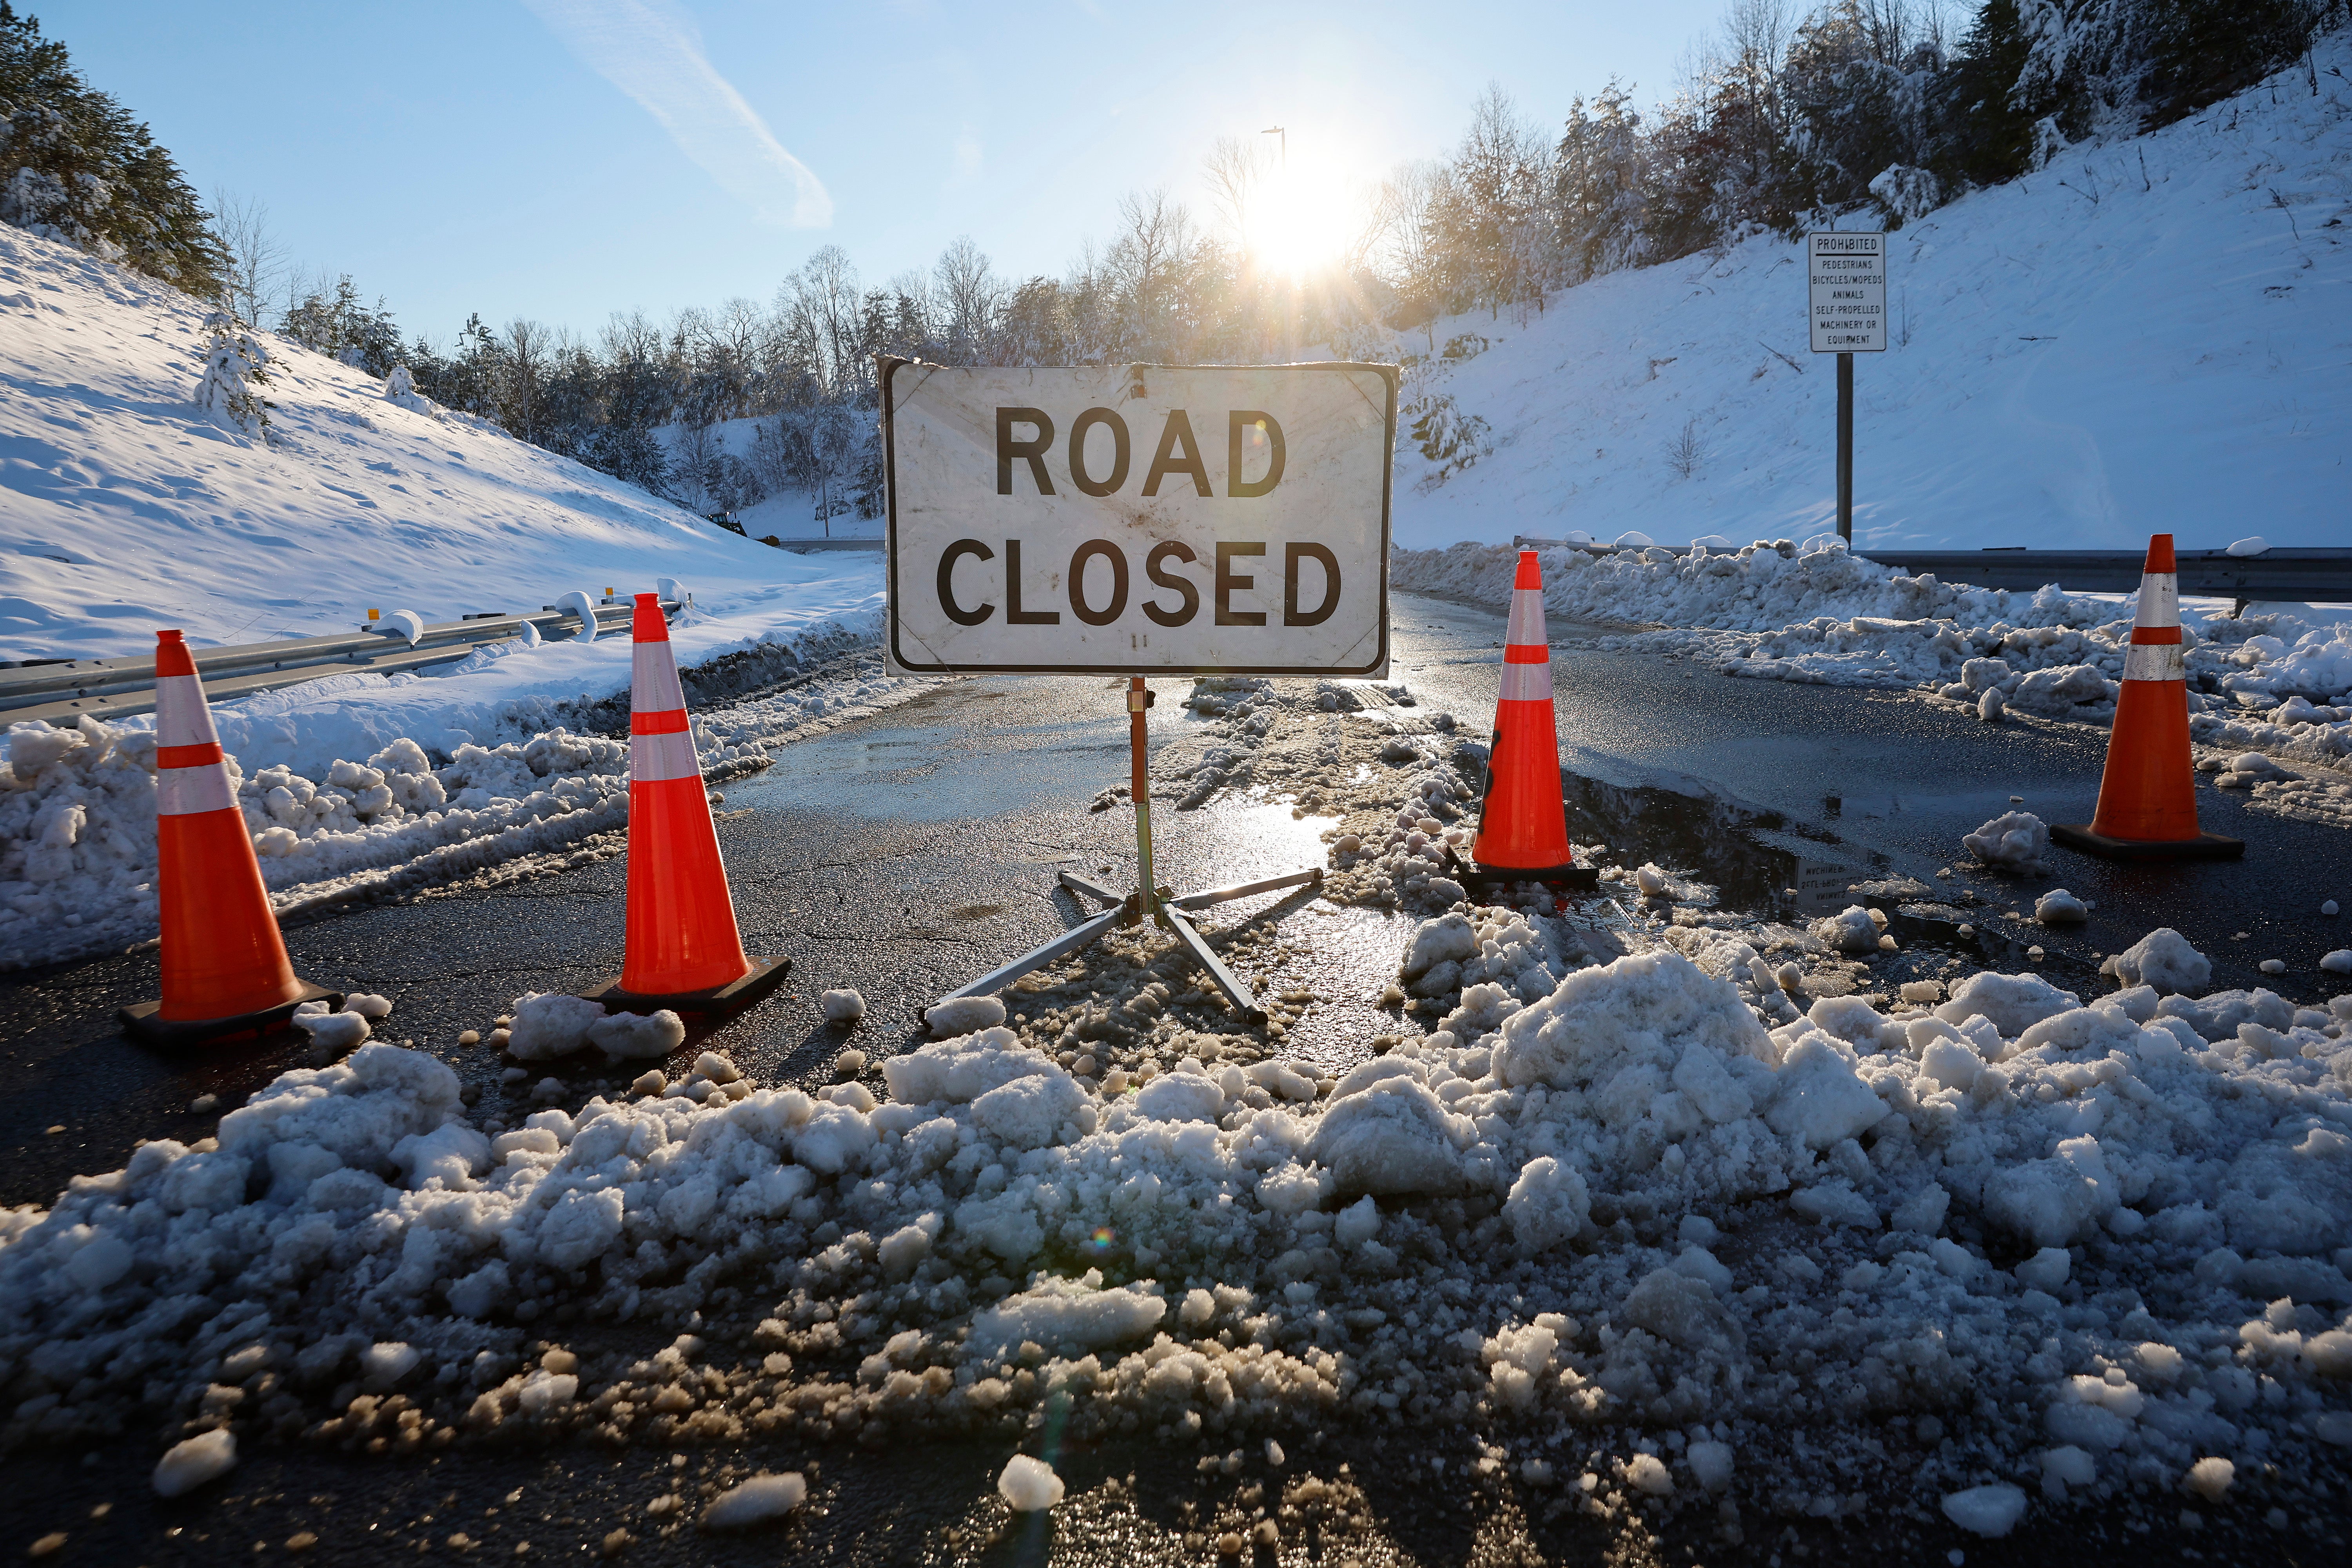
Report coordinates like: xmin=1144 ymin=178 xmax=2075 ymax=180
xmin=1836 ymin=350 xmax=1853 ymax=544
xmin=1128 ymin=676 xmax=1159 ymax=926
xmin=922 ymin=682 xmax=1326 ymax=1030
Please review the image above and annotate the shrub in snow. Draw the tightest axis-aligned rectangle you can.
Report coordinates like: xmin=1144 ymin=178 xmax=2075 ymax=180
xmin=996 ymin=1454 xmax=1063 ymax=1511
xmin=1962 ymin=810 xmax=2048 ymax=871
xmin=2107 ymin=927 xmax=2210 ymax=994
xmin=1868 ymin=163 xmax=1941 ymax=222
xmin=701 ymin=1472 xmax=806 ymax=1528
xmin=193 ymin=312 xmax=274 ymax=438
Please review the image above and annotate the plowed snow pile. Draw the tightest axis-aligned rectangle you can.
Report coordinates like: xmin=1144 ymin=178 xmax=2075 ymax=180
xmin=0 ymin=221 xmax=906 ymax=969
xmin=4 ymin=674 xmax=2349 ymax=1550
xmin=1394 ymin=535 xmax=2352 ymax=831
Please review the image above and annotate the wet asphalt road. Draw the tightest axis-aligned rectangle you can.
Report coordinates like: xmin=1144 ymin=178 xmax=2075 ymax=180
xmin=2 ymin=590 xmax=2346 ymax=1566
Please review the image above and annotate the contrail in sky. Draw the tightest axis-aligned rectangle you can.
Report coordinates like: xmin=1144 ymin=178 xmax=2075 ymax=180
xmin=520 ymin=0 xmax=833 ymax=227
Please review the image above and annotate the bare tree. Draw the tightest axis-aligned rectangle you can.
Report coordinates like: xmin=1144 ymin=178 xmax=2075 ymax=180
xmin=1202 ymin=135 xmax=1274 ymax=243
xmin=502 ymin=319 xmax=551 ymax=443
xmin=674 ymin=417 xmax=719 ymax=511
xmin=932 ymin=236 xmax=1002 ymax=363
xmin=210 ymin=189 xmax=282 ymax=327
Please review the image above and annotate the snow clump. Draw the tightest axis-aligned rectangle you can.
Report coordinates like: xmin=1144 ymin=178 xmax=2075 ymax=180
xmin=152 ymin=1429 xmax=237 ymax=1497
xmin=701 ymin=1472 xmax=806 ymax=1528
xmin=2107 ymin=928 xmax=2211 ymax=994
xmin=1962 ymin=811 xmax=2048 ymax=872
xmin=997 ymin=1453 xmax=1065 ymax=1511
xmin=822 ymin=989 xmax=866 ymax=1024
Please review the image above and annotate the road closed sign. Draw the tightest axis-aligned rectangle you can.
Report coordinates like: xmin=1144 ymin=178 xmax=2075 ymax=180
xmin=1808 ymin=232 xmax=1886 ymax=352
xmin=881 ymin=361 xmax=1396 ymax=677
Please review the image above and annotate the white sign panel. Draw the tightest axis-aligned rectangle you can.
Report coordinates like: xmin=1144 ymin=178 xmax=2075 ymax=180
xmin=1807 ymin=232 xmax=1886 ymax=353
xmin=882 ymin=362 xmax=1396 ymax=677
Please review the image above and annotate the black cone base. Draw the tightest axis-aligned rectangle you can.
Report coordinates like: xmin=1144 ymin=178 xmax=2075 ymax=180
xmin=2051 ymin=824 xmax=2244 ymax=861
xmin=586 ymin=955 xmax=791 ymax=1017
xmin=1447 ymin=846 xmax=1602 ymax=891
xmin=119 ymin=981 xmax=343 ymax=1047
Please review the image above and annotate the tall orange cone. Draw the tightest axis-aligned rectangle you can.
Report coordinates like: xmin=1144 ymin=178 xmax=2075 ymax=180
xmin=1455 ymin=551 xmax=1599 ymax=891
xmin=120 ymin=630 xmax=339 ymax=1044
xmin=587 ymin=593 xmax=791 ymax=1014
xmin=2052 ymin=534 xmax=2242 ymax=860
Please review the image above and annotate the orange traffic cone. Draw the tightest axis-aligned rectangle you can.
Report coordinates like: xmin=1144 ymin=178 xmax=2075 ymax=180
xmin=120 ymin=630 xmax=339 ymax=1044
xmin=586 ymin=593 xmax=791 ymax=1014
xmin=1454 ymin=551 xmax=1599 ymax=891
xmin=2052 ymin=534 xmax=2242 ymax=860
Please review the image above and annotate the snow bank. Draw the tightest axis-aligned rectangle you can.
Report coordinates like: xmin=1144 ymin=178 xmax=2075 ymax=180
xmin=1391 ymin=535 xmax=2352 ymax=823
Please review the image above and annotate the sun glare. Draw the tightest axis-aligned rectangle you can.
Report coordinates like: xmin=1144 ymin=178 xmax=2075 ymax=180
xmin=1242 ymin=162 xmax=1354 ymax=279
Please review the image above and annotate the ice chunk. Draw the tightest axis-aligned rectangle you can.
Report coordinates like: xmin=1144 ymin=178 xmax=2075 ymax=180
xmin=970 ymin=1072 xmax=1088 ymax=1149
xmin=2109 ymin=928 xmax=2211 ymax=994
xmin=822 ymin=988 xmax=866 ymax=1024
xmin=1304 ymin=1076 xmax=1473 ymax=1196
xmin=1493 ymin=951 xmax=1771 ymax=1090
xmin=1919 ymin=1036 xmax=1983 ymax=1094
xmin=294 ymin=1010 xmax=371 ymax=1052
xmin=2321 ymin=949 xmax=2352 ymax=975
xmin=2034 ymin=889 xmax=2089 ymax=924
xmin=701 ymin=1472 xmax=807 ymax=1528
xmin=1985 ymin=1138 xmax=2117 ymax=1249
xmin=2042 ymin=1445 xmax=2096 ymax=1493
xmin=1813 ymin=905 xmax=1879 ymax=955
xmin=153 ymin=1430 xmax=237 ymax=1497
xmin=586 ymin=1009 xmax=685 ymax=1061
xmin=1764 ymin=1034 xmax=1886 ymax=1149
xmin=2225 ymin=536 xmax=2269 ymax=557
xmin=1503 ymin=1155 xmax=1590 ymax=1253
xmin=1625 ymin=1453 xmax=1672 ymax=1495
xmin=1134 ymin=1070 xmax=1223 ymax=1123
xmin=505 ymin=992 xmax=604 ymax=1060
xmin=1334 ymin=1194 xmax=1381 ymax=1250
xmin=1621 ymin=1267 xmax=1736 ymax=1350
xmin=997 ymin=1454 xmax=1064 ymax=1511
xmin=342 ymin=992 xmax=394 ymax=1019
xmin=2183 ymin=1457 xmax=2234 ymax=1502
xmin=1963 ymin=811 xmax=2048 ymax=871
xmin=1935 ymin=971 xmax=2079 ymax=1038
xmin=1687 ymin=1440 xmax=1734 ymax=1491
xmin=2157 ymin=987 xmax=2292 ymax=1043
xmin=967 ymin=1279 xmax=1167 ymax=1359
xmin=1940 ymin=1483 xmax=2025 ymax=1537
xmin=925 ymin=995 xmax=1007 ymax=1037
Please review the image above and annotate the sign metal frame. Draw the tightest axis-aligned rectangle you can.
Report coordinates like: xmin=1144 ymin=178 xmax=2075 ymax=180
xmin=879 ymin=357 xmax=1398 ymax=679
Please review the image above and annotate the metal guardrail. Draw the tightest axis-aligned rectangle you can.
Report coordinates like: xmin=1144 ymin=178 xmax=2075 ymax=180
xmin=1510 ymin=538 xmax=2352 ymax=603
xmin=0 ymin=598 xmax=679 ymax=730
xmin=768 ymin=537 xmax=884 ymax=552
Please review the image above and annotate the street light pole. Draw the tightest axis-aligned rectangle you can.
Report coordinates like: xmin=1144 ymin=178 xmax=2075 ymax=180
xmin=1261 ymin=125 xmax=1285 ymax=170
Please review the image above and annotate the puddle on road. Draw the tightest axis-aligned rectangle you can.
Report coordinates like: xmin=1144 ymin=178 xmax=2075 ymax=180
xmin=1563 ymin=769 xmax=1896 ymax=919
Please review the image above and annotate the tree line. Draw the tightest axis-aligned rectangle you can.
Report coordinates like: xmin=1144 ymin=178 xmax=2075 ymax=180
xmin=5 ymin=0 xmax=2343 ymax=526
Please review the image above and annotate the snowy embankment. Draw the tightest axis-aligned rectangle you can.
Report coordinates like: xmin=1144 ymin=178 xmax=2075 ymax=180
xmin=1384 ymin=33 xmax=2352 ymax=553
xmin=1394 ymin=536 xmax=2352 ymax=831
xmin=0 ymin=223 xmax=901 ymax=970
xmin=2 ymin=678 xmax=2348 ymax=1543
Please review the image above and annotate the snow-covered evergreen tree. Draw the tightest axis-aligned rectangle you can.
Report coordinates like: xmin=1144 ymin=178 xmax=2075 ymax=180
xmin=194 ymin=310 xmax=273 ymax=439
xmin=0 ymin=2 xmax=225 ymax=293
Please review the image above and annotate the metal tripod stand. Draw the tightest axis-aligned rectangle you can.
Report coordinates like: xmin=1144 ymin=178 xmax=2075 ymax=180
xmin=925 ymin=677 xmax=1323 ymax=1028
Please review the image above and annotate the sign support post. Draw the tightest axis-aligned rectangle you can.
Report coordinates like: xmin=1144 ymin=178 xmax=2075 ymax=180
xmin=1837 ymin=351 xmax=1854 ymax=543
xmin=1807 ymin=232 xmax=1886 ymax=545
xmin=1127 ymin=676 xmax=1159 ymax=925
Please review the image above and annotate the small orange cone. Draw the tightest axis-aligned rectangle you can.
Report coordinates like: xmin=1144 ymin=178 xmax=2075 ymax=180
xmin=120 ymin=630 xmax=339 ymax=1044
xmin=2052 ymin=534 xmax=2242 ymax=860
xmin=1457 ymin=551 xmax=1599 ymax=891
xmin=586 ymin=593 xmax=791 ymax=1014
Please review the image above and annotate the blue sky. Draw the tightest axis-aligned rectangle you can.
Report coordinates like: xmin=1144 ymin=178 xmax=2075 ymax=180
xmin=43 ymin=0 xmax=1723 ymax=345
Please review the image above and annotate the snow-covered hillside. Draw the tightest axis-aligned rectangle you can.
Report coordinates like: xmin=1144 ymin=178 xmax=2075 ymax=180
xmin=1388 ymin=38 xmax=2352 ymax=552
xmin=0 ymin=224 xmax=881 ymax=663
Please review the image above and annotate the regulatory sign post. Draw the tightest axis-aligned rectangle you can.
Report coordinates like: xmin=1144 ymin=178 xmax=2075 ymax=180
xmin=1807 ymin=232 xmax=1887 ymax=544
xmin=880 ymin=359 xmax=1399 ymax=1022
